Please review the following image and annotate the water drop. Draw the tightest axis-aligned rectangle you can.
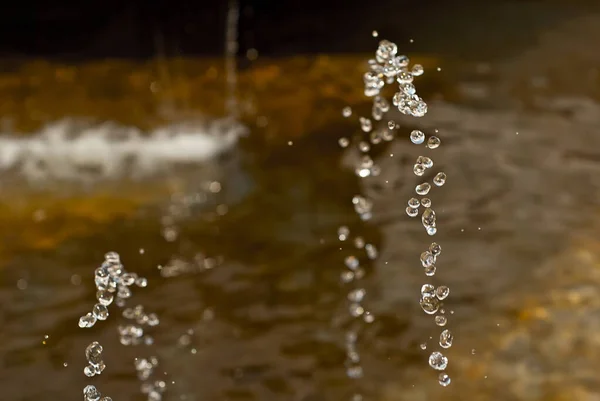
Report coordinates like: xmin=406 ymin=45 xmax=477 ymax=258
xmin=420 ymin=343 xmax=427 ymax=350
xmin=439 ymin=329 xmax=453 ymax=348
xmin=135 ymin=277 xmax=148 ymax=287
xmin=371 ymin=30 xmax=378 ymax=38
xmin=359 ymin=117 xmax=373 ymax=133
xmin=416 ymin=156 xmax=433 ymax=169
xmin=416 ymin=182 xmax=431 ymax=196
xmin=435 ymin=315 xmax=447 ymax=326
xmin=348 ymin=288 xmax=366 ymax=302
xmin=433 ymin=172 xmax=447 ymax=186
xmin=339 ymin=137 xmax=350 ymax=148
xmin=427 ymin=226 xmax=437 ymax=236
xmin=429 ymin=242 xmax=441 ymax=257
xmin=83 ymin=385 xmax=101 ymax=401
xmin=422 ymin=208 xmax=436 ymax=227
xmin=421 ymin=198 xmax=431 ymax=208
xmin=79 ymin=313 xmax=97 ymax=328
xmin=358 ymin=141 xmax=370 ymax=152
xmin=408 ymin=198 xmax=420 ymax=209
xmin=349 ymin=303 xmax=365 ymax=317
xmin=411 ymin=64 xmax=424 ymax=76
xmin=96 ymin=290 xmax=114 ymax=306
xmin=428 ymin=351 xmax=448 ymax=370
xmin=438 ymin=372 xmax=451 ymax=387
xmin=365 ymin=244 xmax=378 ymax=259
xmin=93 ymin=304 xmax=109 ymax=320
xmin=427 ymin=136 xmax=441 ymax=149
xmin=424 ymin=265 xmax=436 ymax=276
xmin=338 ymin=226 xmax=350 ymax=241
xmin=342 ymin=107 xmax=352 ymax=117
xmin=354 ymin=237 xmax=365 ymax=249
xmin=420 ymin=296 xmax=440 ymax=315
xmin=413 ymin=163 xmax=426 ymax=176
xmin=420 ymin=251 xmax=435 ymax=268
xmin=410 ymin=130 xmax=425 ymax=144
xmin=436 ymin=285 xmax=449 ymax=300
xmin=345 ymin=255 xmax=360 ymax=271
xmin=387 ymin=120 xmax=396 ymax=129
xmin=406 ymin=206 xmax=418 ymax=217
xmin=421 ymin=284 xmax=435 ymax=297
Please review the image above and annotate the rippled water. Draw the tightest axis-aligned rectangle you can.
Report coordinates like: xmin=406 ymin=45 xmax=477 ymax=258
xmin=4 ymin=30 xmax=600 ymax=401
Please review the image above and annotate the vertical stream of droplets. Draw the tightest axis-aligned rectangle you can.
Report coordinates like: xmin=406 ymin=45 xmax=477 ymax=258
xmin=338 ymin=36 xmax=453 ymax=390
xmin=79 ymin=252 xmax=166 ymax=401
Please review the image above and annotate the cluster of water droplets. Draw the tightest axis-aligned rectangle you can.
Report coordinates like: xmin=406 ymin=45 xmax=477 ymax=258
xmin=135 ymin=357 xmax=167 ymax=401
xmin=84 ymin=341 xmax=105 ymax=377
xmin=78 ymin=252 xmax=166 ymax=400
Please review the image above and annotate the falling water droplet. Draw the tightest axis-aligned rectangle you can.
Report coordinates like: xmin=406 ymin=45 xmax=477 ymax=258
xmin=410 ymin=130 xmax=425 ymax=144
xmin=428 ymin=351 xmax=448 ymax=370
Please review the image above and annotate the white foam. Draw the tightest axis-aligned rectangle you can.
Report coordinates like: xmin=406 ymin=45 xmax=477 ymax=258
xmin=0 ymin=118 xmax=246 ymax=181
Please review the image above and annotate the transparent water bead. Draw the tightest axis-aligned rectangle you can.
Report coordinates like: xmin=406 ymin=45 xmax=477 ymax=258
xmin=416 ymin=183 xmax=431 ymax=196
xmin=408 ymin=198 xmax=420 ymax=209
xmin=439 ymin=329 xmax=453 ymax=348
xmin=342 ymin=107 xmax=352 ymax=117
xmin=429 ymin=242 xmax=442 ymax=257
xmin=365 ymin=243 xmax=378 ymax=259
xmin=427 ymin=136 xmax=441 ymax=149
xmin=93 ymin=304 xmax=109 ymax=320
xmin=345 ymin=255 xmax=360 ymax=271
xmin=427 ymin=226 xmax=437 ymax=236
xmin=420 ymin=284 xmax=435 ymax=298
xmin=420 ymin=251 xmax=435 ymax=268
xmin=79 ymin=313 xmax=97 ymax=328
xmin=422 ymin=208 xmax=436 ymax=227
xmin=85 ymin=341 xmax=103 ymax=366
xmin=435 ymin=315 xmax=447 ymax=326
xmin=421 ymin=198 xmax=431 ymax=208
xmin=96 ymin=290 xmax=114 ymax=306
xmin=424 ymin=265 xmax=436 ymax=276
xmin=410 ymin=130 xmax=425 ymax=144
xmin=338 ymin=226 xmax=350 ymax=241
xmin=420 ymin=295 xmax=440 ymax=315
xmin=416 ymin=156 xmax=433 ymax=169
xmin=349 ymin=303 xmax=365 ymax=317
xmin=347 ymin=365 xmax=364 ymax=379
xmin=348 ymin=288 xmax=366 ymax=302
xmin=83 ymin=385 xmax=101 ymax=401
xmin=397 ymin=71 xmax=413 ymax=84
xmin=352 ymin=195 xmax=373 ymax=219
xmin=375 ymin=40 xmax=397 ymax=63
xmin=438 ymin=373 xmax=451 ymax=387
xmin=359 ymin=117 xmax=373 ymax=133
xmin=406 ymin=206 xmax=418 ymax=217
xmin=413 ymin=163 xmax=426 ymax=176
xmin=428 ymin=351 xmax=448 ymax=371
xmin=358 ymin=141 xmax=370 ymax=153
xmin=354 ymin=237 xmax=365 ymax=249
xmin=411 ymin=64 xmax=424 ymax=76
xmin=387 ymin=120 xmax=396 ymax=129
xmin=436 ymin=285 xmax=449 ymax=300
xmin=433 ymin=172 xmax=447 ymax=186
xmin=339 ymin=137 xmax=350 ymax=148
xmin=135 ymin=277 xmax=148 ymax=287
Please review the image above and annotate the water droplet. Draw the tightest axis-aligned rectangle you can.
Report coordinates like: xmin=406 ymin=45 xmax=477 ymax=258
xmin=411 ymin=64 xmax=424 ymax=76
xmin=422 ymin=208 xmax=436 ymax=227
xmin=439 ymin=329 xmax=453 ymax=348
xmin=79 ymin=313 xmax=97 ymax=328
xmin=346 ymin=365 xmax=364 ymax=379
xmin=438 ymin=372 xmax=451 ymax=386
xmin=372 ymin=30 xmax=379 ymax=38
xmin=420 ymin=251 xmax=435 ymax=268
xmin=416 ymin=156 xmax=433 ymax=169
xmin=421 ymin=284 xmax=435 ymax=297
xmin=93 ymin=304 xmax=109 ymax=320
xmin=435 ymin=315 xmax=447 ymax=326
xmin=339 ymin=137 xmax=350 ymax=148
xmin=436 ymin=285 xmax=449 ymax=300
xmin=83 ymin=385 xmax=101 ymax=401
xmin=413 ymin=163 xmax=426 ymax=176
xmin=135 ymin=277 xmax=148 ymax=287
xmin=427 ymin=136 xmax=441 ymax=149
xmin=410 ymin=130 xmax=425 ymax=144
xmin=365 ymin=244 xmax=378 ymax=259
xmin=420 ymin=343 xmax=427 ymax=350
xmin=427 ymin=226 xmax=437 ymax=236
xmin=406 ymin=206 xmax=418 ymax=217
xmin=429 ymin=242 xmax=441 ymax=257
xmin=420 ymin=296 xmax=440 ymax=315
xmin=96 ymin=290 xmax=114 ymax=306
xmin=408 ymin=198 xmax=420 ymax=209
xmin=349 ymin=303 xmax=365 ymax=317
xmin=421 ymin=198 xmax=432 ymax=208
xmin=86 ymin=341 xmax=103 ymax=365
xmin=433 ymin=172 xmax=447 ymax=186
xmin=348 ymin=288 xmax=366 ymax=302
xmin=387 ymin=120 xmax=396 ymax=129
xmin=353 ymin=237 xmax=365 ymax=248
xmin=338 ymin=226 xmax=350 ymax=241
xmin=358 ymin=141 xmax=370 ymax=153
xmin=416 ymin=182 xmax=431 ymax=196
xmin=345 ymin=256 xmax=360 ymax=271
xmin=359 ymin=117 xmax=373 ymax=133
xmin=428 ymin=351 xmax=448 ymax=370
xmin=343 ymin=107 xmax=352 ymax=117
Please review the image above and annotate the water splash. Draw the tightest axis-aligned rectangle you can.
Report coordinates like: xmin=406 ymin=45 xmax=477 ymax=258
xmin=79 ymin=252 xmax=165 ymax=400
xmin=341 ymin=37 xmax=452 ymax=387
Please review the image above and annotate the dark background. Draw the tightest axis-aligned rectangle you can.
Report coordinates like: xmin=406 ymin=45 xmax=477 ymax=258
xmin=0 ymin=0 xmax=598 ymax=61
